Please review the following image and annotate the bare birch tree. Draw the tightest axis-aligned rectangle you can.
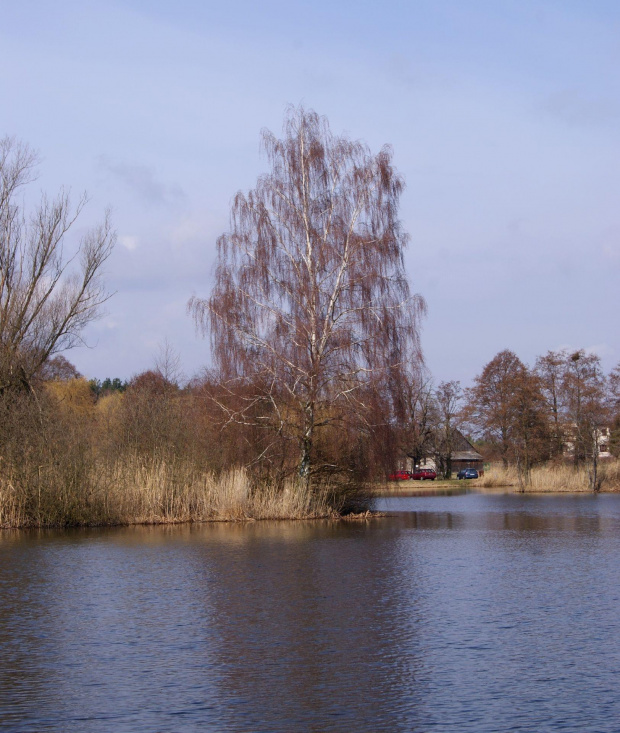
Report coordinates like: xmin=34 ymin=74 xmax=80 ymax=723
xmin=0 ymin=136 xmax=115 ymax=393
xmin=190 ymin=107 xmax=425 ymax=483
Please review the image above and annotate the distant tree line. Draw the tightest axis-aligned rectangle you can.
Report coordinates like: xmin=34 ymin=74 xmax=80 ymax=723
xmin=384 ymin=346 xmax=620 ymax=491
xmin=460 ymin=348 xmax=617 ymax=490
xmin=89 ymin=377 xmax=128 ymax=397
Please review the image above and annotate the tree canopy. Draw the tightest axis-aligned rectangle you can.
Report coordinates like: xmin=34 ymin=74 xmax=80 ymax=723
xmin=190 ymin=107 xmax=425 ymax=483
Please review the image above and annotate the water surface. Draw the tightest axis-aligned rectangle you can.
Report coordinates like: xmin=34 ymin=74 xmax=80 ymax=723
xmin=1 ymin=492 xmax=620 ymax=731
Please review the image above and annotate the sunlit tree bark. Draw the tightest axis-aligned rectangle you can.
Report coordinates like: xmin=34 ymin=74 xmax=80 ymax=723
xmin=190 ymin=107 xmax=425 ymax=484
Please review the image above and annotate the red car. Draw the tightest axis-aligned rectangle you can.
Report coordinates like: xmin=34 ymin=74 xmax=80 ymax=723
xmin=388 ymin=470 xmax=411 ymax=481
xmin=410 ymin=468 xmax=437 ymax=480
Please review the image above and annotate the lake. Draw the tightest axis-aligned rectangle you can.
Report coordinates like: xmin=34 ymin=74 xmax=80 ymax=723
xmin=1 ymin=491 xmax=620 ymax=732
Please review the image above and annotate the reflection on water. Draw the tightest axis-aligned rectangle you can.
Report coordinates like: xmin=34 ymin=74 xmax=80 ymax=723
xmin=1 ymin=493 xmax=620 ymax=731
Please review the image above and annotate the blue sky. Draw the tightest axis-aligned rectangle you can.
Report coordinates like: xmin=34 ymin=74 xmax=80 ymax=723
xmin=2 ymin=0 xmax=620 ymax=385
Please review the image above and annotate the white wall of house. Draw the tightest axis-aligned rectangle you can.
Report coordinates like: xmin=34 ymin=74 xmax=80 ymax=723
xmin=407 ymin=456 xmax=437 ymax=471
xmin=563 ymin=426 xmax=612 ymax=459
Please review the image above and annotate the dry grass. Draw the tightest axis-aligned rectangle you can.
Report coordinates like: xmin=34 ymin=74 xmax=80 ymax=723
xmin=474 ymin=461 xmax=620 ymax=493
xmin=0 ymin=454 xmax=354 ymax=528
xmin=103 ymin=458 xmax=339 ymax=523
xmin=0 ymin=481 xmax=22 ymax=528
xmin=474 ymin=465 xmax=519 ymax=488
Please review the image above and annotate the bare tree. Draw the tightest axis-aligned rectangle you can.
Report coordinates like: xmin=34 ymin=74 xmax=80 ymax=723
xmin=433 ymin=380 xmax=462 ymax=479
xmin=189 ymin=107 xmax=425 ymax=483
xmin=608 ymin=361 xmax=620 ymax=457
xmin=465 ymin=349 xmax=548 ymax=479
xmin=39 ymin=354 xmax=82 ymax=381
xmin=465 ymin=350 xmax=525 ymax=467
xmin=535 ymin=349 xmax=567 ymax=458
xmin=0 ymin=136 xmax=115 ymax=393
xmin=609 ymin=362 xmax=620 ymax=407
xmin=155 ymin=338 xmax=184 ymax=387
xmin=563 ymin=350 xmax=608 ymax=489
xmin=510 ymin=367 xmax=549 ymax=488
xmin=393 ymin=374 xmax=435 ymax=471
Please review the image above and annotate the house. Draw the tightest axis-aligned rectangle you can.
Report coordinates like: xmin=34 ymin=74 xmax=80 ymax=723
xmin=563 ymin=425 xmax=612 ymax=460
xmin=449 ymin=430 xmax=485 ymax=474
xmin=407 ymin=429 xmax=484 ymax=476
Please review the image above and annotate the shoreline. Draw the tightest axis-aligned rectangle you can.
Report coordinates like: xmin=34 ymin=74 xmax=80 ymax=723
xmin=379 ymin=479 xmax=620 ymax=495
xmin=0 ymin=509 xmax=382 ymax=531
xmin=4 ymin=481 xmax=620 ymax=530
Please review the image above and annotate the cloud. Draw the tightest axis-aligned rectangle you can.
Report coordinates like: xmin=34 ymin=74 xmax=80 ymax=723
xmin=98 ymin=156 xmax=186 ymax=207
xmin=101 ymin=318 xmax=118 ymax=330
xmin=119 ymin=234 xmax=139 ymax=251
xmin=542 ymin=88 xmax=620 ymax=127
xmin=169 ymin=211 xmax=225 ymax=249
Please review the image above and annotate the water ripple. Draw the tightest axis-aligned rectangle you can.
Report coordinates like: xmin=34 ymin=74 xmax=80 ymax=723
xmin=1 ymin=494 xmax=620 ymax=731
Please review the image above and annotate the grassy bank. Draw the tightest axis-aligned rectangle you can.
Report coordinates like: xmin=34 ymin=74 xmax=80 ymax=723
xmin=473 ymin=461 xmax=620 ymax=493
xmin=0 ymin=455 xmax=368 ymax=529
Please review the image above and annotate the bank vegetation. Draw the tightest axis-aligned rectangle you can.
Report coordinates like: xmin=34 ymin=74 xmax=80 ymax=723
xmin=0 ymin=366 xmax=379 ymax=528
xmin=0 ymin=112 xmax=414 ymax=528
xmin=474 ymin=461 xmax=620 ymax=493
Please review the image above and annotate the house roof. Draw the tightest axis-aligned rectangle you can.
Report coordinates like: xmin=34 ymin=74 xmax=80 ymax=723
xmin=406 ymin=428 xmax=483 ymax=461
xmin=452 ymin=450 xmax=483 ymax=461
xmin=452 ymin=429 xmax=481 ymax=454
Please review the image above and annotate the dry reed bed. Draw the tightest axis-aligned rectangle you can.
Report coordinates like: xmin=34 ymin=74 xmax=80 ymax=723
xmin=0 ymin=456 xmax=352 ymax=528
xmin=474 ymin=462 xmax=620 ymax=492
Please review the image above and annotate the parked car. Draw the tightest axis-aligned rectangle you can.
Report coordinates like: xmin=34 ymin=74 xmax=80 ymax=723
xmin=457 ymin=468 xmax=479 ymax=480
xmin=388 ymin=470 xmax=411 ymax=481
xmin=410 ymin=468 xmax=437 ymax=480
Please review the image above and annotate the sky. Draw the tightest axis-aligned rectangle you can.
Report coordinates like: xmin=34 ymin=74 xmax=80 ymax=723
xmin=2 ymin=0 xmax=620 ymax=387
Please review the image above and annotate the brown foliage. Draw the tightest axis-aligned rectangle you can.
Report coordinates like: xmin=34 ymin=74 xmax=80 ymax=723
xmin=464 ymin=349 xmax=549 ymax=475
xmin=535 ymin=349 xmax=566 ymax=457
xmin=465 ymin=348 xmax=611 ymax=490
xmin=39 ymin=355 xmax=83 ymax=381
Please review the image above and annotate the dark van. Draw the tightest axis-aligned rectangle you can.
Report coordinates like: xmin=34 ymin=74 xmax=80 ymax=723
xmin=457 ymin=468 xmax=479 ymax=480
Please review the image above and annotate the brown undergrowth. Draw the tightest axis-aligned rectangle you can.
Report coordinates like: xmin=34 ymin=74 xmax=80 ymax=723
xmin=0 ymin=455 xmax=368 ymax=529
xmin=474 ymin=461 xmax=620 ymax=493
